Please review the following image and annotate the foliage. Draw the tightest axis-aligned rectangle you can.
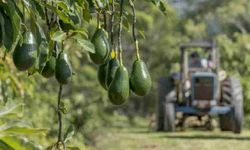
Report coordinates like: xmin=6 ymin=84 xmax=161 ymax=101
xmin=0 ymin=103 xmax=47 ymax=149
xmin=1 ymin=0 xmax=250 ymax=149
xmin=0 ymin=0 xmax=167 ymax=149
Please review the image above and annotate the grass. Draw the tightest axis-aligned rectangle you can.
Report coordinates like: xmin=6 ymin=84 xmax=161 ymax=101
xmin=93 ymin=117 xmax=250 ymax=150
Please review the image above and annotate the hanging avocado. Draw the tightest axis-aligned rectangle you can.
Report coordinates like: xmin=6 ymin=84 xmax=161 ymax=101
xmin=108 ymin=66 xmax=130 ymax=105
xmin=97 ymin=61 xmax=109 ymax=90
xmin=55 ymin=53 xmax=72 ymax=84
xmin=13 ymin=32 xmax=37 ymax=71
xmin=89 ymin=28 xmax=110 ymax=64
xmin=130 ymin=59 xmax=152 ymax=96
xmin=41 ymin=56 xmax=56 ymax=78
xmin=106 ymin=58 xmax=119 ymax=88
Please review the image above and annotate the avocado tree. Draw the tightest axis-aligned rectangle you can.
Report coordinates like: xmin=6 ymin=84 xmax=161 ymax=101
xmin=0 ymin=0 xmax=165 ymax=149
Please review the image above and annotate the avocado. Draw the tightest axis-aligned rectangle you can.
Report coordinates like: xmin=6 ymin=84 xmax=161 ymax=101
xmin=55 ymin=53 xmax=72 ymax=84
xmin=108 ymin=66 xmax=130 ymax=105
xmin=106 ymin=58 xmax=119 ymax=88
xmin=13 ymin=32 xmax=37 ymax=71
xmin=41 ymin=56 xmax=56 ymax=78
xmin=97 ymin=62 xmax=109 ymax=90
xmin=89 ymin=28 xmax=110 ymax=64
xmin=130 ymin=59 xmax=152 ymax=96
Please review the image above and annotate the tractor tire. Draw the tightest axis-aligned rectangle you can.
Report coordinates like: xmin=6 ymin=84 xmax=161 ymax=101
xmin=156 ymin=77 xmax=175 ymax=131
xmin=164 ymin=102 xmax=175 ymax=132
xmin=219 ymin=77 xmax=243 ymax=134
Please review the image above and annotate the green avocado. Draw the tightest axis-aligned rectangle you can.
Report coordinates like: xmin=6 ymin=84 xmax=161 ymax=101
xmin=13 ymin=32 xmax=37 ymax=71
xmin=106 ymin=58 xmax=119 ymax=88
xmin=97 ymin=61 xmax=109 ymax=90
xmin=89 ymin=28 xmax=110 ymax=64
xmin=130 ymin=59 xmax=152 ymax=96
xmin=55 ymin=53 xmax=72 ymax=84
xmin=108 ymin=66 xmax=130 ymax=105
xmin=41 ymin=56 xmax=56 ymax=78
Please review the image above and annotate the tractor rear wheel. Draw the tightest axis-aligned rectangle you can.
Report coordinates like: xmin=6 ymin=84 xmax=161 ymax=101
xmin=156 ymin=77 xmax=175 ymax=131
xmin=219 ymin=77 xmax=243 ymax=134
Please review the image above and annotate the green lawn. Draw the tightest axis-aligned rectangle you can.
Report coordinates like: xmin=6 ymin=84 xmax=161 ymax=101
xmin=93 ymin=118 xmax=250 ymax=150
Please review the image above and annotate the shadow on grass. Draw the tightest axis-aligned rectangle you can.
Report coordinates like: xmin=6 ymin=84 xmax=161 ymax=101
xmin=159 ymin=134 xmax=250 ymax=141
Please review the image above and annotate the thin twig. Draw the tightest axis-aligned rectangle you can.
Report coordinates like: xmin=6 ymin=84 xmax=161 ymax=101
xmin=50 ymin=1 xmax=56 ymax=26
xmin=103 ymin=11 xmax=107 ymax=30
xmin=118 ymin=0 xmax=124 ymax=65
xmin=22 ymin=0 xmax=25 ymax=23
xmin=97 ymin=13 xmax=100 ymax=28
xmin=129 ymin=0 xmax=140 ymax=60
xmin=57 ymin=85 xmax=63 ymax=143
xmin=44 ymin=0 xmax=51 ymax=29
xmin=110 ymin=0 xmax=115 ymax=50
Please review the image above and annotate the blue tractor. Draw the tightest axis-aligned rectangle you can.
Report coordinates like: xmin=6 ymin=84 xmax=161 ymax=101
xmin=156 ymin=41 xmax=243 ymax=133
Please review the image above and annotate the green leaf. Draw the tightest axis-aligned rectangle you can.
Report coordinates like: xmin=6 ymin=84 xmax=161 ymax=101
xmin=0 ymin=125 xmax=47 ymax=135
xmin=0 ymin=11 xmax=13 ymax=51
xmin=0 ymin=136 xmax=42 ymax=150
xmin=37 ymin=42 xmax=49 ymax=73
xmin=50 ymin=30 xmax=67 ymax=42
xmin=0 ymin=104 xmax=24 ymax=119
xmin=30 ymin=16 xmax=45 ymax=48
xmin=75 ymin=0 xmax=85 ymax=6
xmin=0 ymin=1 xmax=21 ymax=52
xmin=28 ymin=0 xmax=45 ymax=19
xmin=59 ymin=101 xmax=68 ymax=114
xmin=159 ymin=1 xmax=167 ymax=14
xmin=44 ymin=4 xmax=73 ymax=25
xmin=56 ymin=10 xmax=73 ymax=25
xmin=86 ymin=0 xmax=96 ymax=13
xmin=22 ymin=0 xmax=45 ymax=19
xmin=76 ymin=39 xmax=95 ymax=53
xmin=4 ymin=1 xmax=21 ymax=51
xmin=82 ymin=3 xmax=92 ymax=22
xmin=10 ymin=0 xmax=23 ymax=19
xmin=70 ymin=29 xmax=88 ymax=39
xmin=0 ymin=140 xmax=15 ymax=150
xmin=56 ymin=1 xmax=69 ymax=11
xmin=35 ymin=21 xmax=47 ymax=46
xmin=63 ymin=125 xmax=75 ymax=143
xmin=138 ymin=30 xmax=146 ymax=39
xmin=151 ymin=0 xmax=167 ymax=15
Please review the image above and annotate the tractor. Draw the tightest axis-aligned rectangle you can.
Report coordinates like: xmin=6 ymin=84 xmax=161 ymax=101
xmin=156 ymin=40 xmax=243 ymax=133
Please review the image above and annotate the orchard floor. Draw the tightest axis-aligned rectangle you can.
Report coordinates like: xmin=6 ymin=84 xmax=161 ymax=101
xmin=93 ymin=118 xmax=250 ymax=150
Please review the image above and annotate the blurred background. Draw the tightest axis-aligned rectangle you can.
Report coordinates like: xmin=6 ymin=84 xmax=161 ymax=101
xmin=1 ymin=0 xmax=250 ymax=149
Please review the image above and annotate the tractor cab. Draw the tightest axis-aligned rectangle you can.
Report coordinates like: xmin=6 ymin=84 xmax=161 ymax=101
xmin=180 ymin=41 xmax=219 ymax=109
